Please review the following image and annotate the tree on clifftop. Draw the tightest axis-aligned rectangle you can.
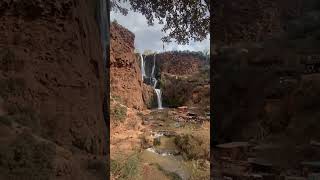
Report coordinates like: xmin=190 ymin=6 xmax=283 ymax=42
xmin=111 ymin=0 xmax=210 ymax=45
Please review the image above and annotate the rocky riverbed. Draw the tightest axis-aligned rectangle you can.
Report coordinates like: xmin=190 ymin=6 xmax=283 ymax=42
xmin=111 ymin=107 xmax=210 ymax=180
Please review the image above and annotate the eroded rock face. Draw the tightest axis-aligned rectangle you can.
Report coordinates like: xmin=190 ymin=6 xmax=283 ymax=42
xmin=214 ymin=0 xmax=303 ymax=44
xmin=159 ymin=53 xmax=201 ymax=75
xmin=142 ymin=84 xmax=156 ymax=109
xmin=0 ymin=0 xmax=107 ymax=179
xmin=145 ymin=52 xmax=205 ymax=76
xmin=110 ymin=22 xmax=145 ymax=110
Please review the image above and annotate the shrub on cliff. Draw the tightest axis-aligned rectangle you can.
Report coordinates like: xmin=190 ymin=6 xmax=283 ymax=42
xmin=111 ymin=104 xmax=127 ymax=123
xmin=163 ymin=97 xmax=186 ymax=108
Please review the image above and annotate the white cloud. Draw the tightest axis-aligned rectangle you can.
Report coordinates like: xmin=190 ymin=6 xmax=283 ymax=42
xmin=110 ymin=7 xmax=209 ymax=53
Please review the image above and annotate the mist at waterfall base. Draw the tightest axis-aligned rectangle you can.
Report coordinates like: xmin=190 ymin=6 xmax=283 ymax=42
xmin=141 ymin=54 xmax=163 ymax=109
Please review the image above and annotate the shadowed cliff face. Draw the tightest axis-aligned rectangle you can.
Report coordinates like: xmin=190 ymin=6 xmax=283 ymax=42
xmin=212 ymin=1 xmax=320 ymax=175
xmin=213 ymin=0 xmax=320 ymax=143
xmin=214 ymin=0 xmax=303 ymax=44
xmin=0 ymin=0 xmax=108 ymax=179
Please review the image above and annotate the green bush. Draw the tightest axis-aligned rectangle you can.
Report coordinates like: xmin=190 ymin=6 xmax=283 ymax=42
xmin=110 ymin=153 xmax=140 ymax=179
xmin=163 ymin=97 xmax=185 ymax=108
xmin=111 ymin=95 xmax=124 ymax=104
xmin=113 ymin=95 xmax=121 ymax=102
xmin=174 ymin=134 xmax=209 ymax=160
xmin=111 ymin=104 xmax=127 ymax=122
xmin=110 ymin=159 xmax=121 ymax=175
xmin=159 ymin=78 xmax=166 ymax=89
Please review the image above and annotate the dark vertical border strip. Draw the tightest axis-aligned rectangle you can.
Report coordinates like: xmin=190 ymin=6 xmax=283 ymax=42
xmin=96 ymin=0 xmax=110 ymax=179
xmin=95 ymin=0 xmax=110 ymax=179
xmin=106 ymin=0 xmax=110 ymax=179
xmin=210 ymin=0 xmax=216 ymax=179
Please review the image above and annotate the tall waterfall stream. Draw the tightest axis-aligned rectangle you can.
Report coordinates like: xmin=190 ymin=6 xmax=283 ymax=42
xmin=141 ymin=54 xmax=163 ymax=109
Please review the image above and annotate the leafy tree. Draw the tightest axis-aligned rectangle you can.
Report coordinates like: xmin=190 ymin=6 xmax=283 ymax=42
xmin=111 ymin=0 xmax=209 ymax=45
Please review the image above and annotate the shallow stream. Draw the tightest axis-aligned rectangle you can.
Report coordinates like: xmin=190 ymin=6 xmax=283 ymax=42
xmin=141 ymin=132 xmax=190 ymax=180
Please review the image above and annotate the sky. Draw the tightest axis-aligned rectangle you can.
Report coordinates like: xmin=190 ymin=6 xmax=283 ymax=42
xmin=110 ymin=4 xmax=210 ymax=53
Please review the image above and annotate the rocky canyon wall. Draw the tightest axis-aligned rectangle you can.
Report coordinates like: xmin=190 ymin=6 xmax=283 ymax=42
xmin=213 ymin=0 xmax=320 ymax=143
xmin=110 ymin=22 xmax=145 ymax=110
xmin=158 ymin=52 xmax=203 ymax=75
xmin=109 ymin=24 xmax=210 ymax=112
xmin=213 ymin=0 xmax=303 ymax=44
xmin=0 ymin=0 xmax=107 ymax=179
xmin=144 ymin=52 xmax=207 ymax=76
xmin=145 ymin=52 xmax=210 ymax=111
xmin=212 ymin=1 xmax=320 ymax=176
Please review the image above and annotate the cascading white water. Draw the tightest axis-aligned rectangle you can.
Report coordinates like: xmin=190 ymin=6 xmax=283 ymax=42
xmin=140 ymin=53 xmax=163 ymax=109
xmin=153 ymin=78 xmax=158 ymax=88
xmin=140 ymin=54 xmax=146 ymax=80
xmin=151 ymin=54 xmax=156 ymax=78
xmin=151 ymin=54 xmax=163 ymax=109
xmin=154 ymin=89 xmax=163 ymax=109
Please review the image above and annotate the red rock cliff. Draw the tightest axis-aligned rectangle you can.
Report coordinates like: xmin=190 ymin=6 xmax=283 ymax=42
xmin=0 ymin=0 xmax=107 ymax=179
xmin=145 ymin=52 xmax=205 ymax=76
xmin=110 ymin=22 xmax=145 ymax=110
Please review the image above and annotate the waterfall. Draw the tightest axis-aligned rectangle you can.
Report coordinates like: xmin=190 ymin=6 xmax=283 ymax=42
xmin=153 ymin=78 xmax=158 ymax=88
xmin=155 ymin=89 xmax=163 ymax=109
xmin=141 ymin=53 xmax=163 ymax=109
xmin=151 ymin=54 xmax=156 ymax=79
xmin=140 ymin=54 xmax=146 ymax=80
xmin=152 ymin=54 xmax=163 ymax=109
